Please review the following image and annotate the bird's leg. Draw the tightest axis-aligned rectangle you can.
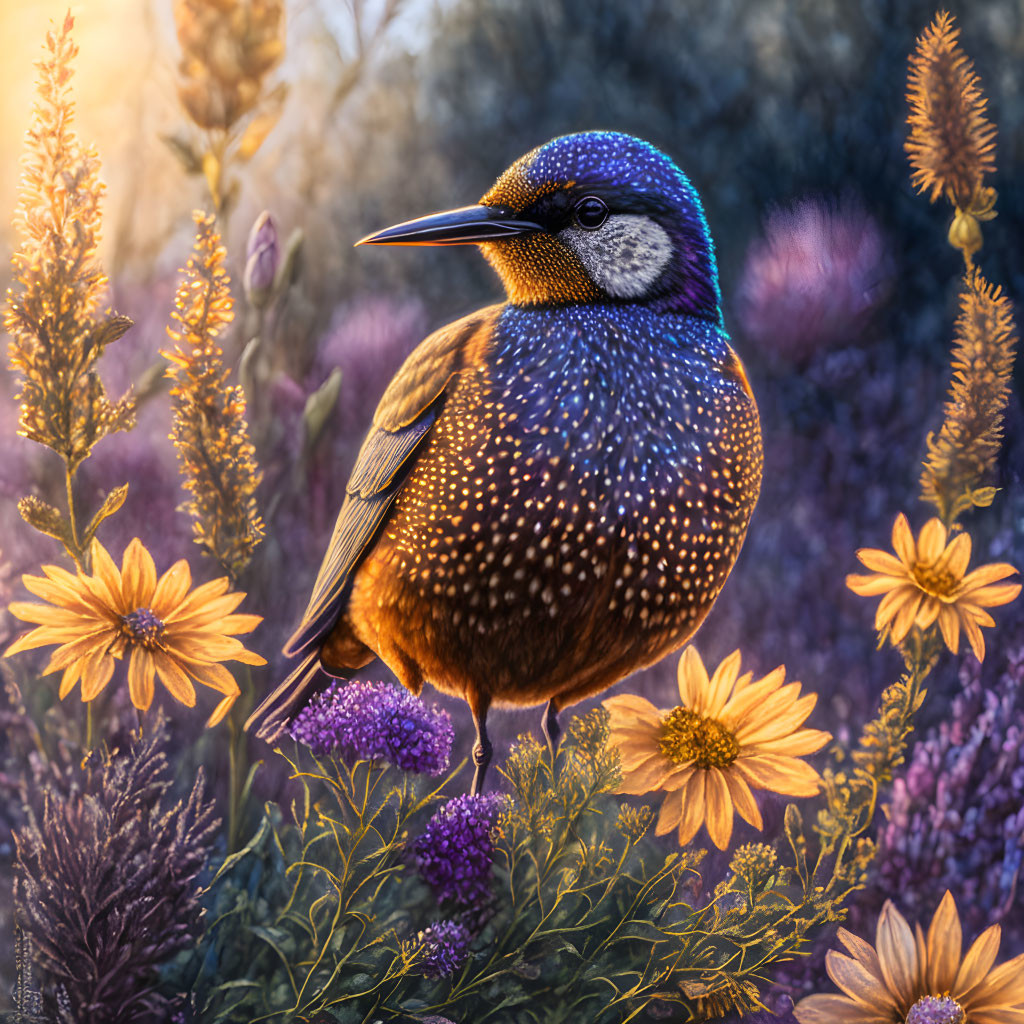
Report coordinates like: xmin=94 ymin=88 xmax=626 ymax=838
xmin=470 ymin=697 xmax=493 ymax=796
xmin=541 ymin=698 xmax=561 ymax=762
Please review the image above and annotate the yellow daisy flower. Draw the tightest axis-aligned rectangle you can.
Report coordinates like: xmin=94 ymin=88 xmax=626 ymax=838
xmin=603 ymin=647 xmax=831 ymax=850
xmin=5 ymin=538 xmax=265 ymax=726
xmin=846 ymin=513 xmax=1020 ymax=661
xmin=795 ymin=890 xmax=1024 ymax=1024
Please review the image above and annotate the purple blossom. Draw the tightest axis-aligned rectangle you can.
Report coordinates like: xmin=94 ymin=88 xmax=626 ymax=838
xmin=288 ymin=681 xmax=454 ymax=775
xmin=415 ymin=919 xmax=472 ymax=979
xmin=905 ymin=996 xmax=965 ymax=1024
xmin=735 ymin=197 xmax=891 ymax=365
xmin=243 ymin=211 xmax=279 ymax=305
xmin=415 ymin=793 xmax=505 ymax=905
xmin=852 ymin=635 xmax=1024 ymax=947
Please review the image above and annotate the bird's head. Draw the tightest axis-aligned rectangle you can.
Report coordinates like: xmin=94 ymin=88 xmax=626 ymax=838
xmin=359 ymin=131 xmax=721 ymax=322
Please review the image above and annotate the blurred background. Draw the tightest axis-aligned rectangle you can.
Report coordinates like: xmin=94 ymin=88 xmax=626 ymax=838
xmin=1 ymin=0 xmax=1023 ymax=1008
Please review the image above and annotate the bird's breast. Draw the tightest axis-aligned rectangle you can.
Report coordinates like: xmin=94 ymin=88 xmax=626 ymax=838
xmin=359 ymin=304 xmax=762 ymax=701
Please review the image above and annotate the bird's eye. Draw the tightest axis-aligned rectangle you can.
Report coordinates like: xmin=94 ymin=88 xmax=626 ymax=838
xmin=574 ymin=196 xmax=608 ymax=230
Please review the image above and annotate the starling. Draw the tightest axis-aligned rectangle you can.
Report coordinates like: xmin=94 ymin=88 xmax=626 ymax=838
xmin=247 ymin=131 xmax=763 ymax=793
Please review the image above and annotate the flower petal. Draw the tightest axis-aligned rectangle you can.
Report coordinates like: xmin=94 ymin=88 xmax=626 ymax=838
xmin=938 ymin=604 xmax=961 ymax=655
xmin=704 ymin=649 xmax=742 ymax=718
xmin=892 ymin=513 xmax=916 ymax=566
xmin=856 ymin=547 xmax=908 ymax=577
xmin=917 ymin=517 xmax=948 ymax=564
xmin=128 ymin=647 xmax=156 ymax=711
xmin=703 ymin=768 xmax=734 ymax=850
xmin=676 ymin=770 xmax=707 ymax=846
xmin=677 ymin=645 xmax=709 ymax=709
xmin=953 ymin=924 xmax=1001 ymax=1001
xmin=734 ymin=754 xmax=821 ymax=797
xmin=959 ymin=607 xmax=987 ymax=661
xmin=825 ymin=949 xmax=899 ymax=1015
xmin=655 ymin=787 xmax=684 ymax=836
xmin=875 ymin=900 xmax=918 ymax=1012
xmin=89 ymin=539 xmax=125 ymax=611
xmin=890 ymin=590 xmax=924 ymax=643
xmin=847 ymin=572 xmax=906 ymax=596
xmin=186 ymin=659 xmax=241 ymax=696
xmin=745 ymin=728 xmax=832 ymax=757
xmin=724 ymin=770 xmax=763 ymax=830
xmin=926 ymin=890 xmax=962 ymax=995
xmin=125 ymin=538 xmax=159 ymax=607
xmin=151 ymin=559 xmax=192 ymax=617
xmin=959 ymin=562 xmax=1019 ymax=592
xmin=794 ymin=993 xmax=885 ymax=1024
xmin=837 ymin=927 xmax=886 ymax=985
xmin=80 ymin=648 xmax=115 ymax=702
xmin=206 ymin=692 xmax=238 ymax=727
xmin=153 ymin=651 xmax=197 ymax=708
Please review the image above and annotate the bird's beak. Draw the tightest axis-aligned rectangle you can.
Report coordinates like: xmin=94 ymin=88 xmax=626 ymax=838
xmin=357 ymin=204 xmax=543 ymax=246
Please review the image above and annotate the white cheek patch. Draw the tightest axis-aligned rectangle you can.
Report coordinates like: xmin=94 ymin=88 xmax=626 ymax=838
xmin=558 ymin=214 xmax=672 ymax=299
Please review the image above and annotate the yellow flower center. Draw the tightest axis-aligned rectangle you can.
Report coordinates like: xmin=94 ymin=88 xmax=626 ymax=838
xmin=120 ymin=607 xmax=165 ymax=648
xmin=904 ymin=994 xmax=964 ymax=1024
xmin=659 ymin=707 xmax=740 ymax=768
xmin=911 ymin=559 xmax=960 ymax=599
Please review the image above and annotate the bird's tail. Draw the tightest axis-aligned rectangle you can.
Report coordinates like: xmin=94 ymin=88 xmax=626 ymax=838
xmin=244 ymin=651 xmax=349 ymax=742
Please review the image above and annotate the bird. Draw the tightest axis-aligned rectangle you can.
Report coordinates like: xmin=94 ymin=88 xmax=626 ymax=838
xmin=246 ymin=131 xmax=763 ymax=794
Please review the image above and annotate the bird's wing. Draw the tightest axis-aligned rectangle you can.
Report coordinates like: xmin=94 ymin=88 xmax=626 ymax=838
xmin=281 ymin=304 xmax=502 ymax=659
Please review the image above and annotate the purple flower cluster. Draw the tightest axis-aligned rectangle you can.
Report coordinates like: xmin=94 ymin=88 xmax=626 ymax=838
xmin=857 ymin=639 xmax=1024 ymax=943
xmin=735 ymin=197 xmax=891 ymax=366
xmin=905 ymin=996 xmax=965 ymax=1024
xmin=288 ymin=681 xmax=454 ymax=775
xmin=415 ymin=793 xmax=505 ymax=905
xmin=415 ymin=919 xmax=472 ymax=979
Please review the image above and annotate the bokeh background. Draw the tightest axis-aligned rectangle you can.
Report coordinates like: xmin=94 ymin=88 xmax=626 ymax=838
xmin=1 ymin=0 xmax=1023 ymax=1013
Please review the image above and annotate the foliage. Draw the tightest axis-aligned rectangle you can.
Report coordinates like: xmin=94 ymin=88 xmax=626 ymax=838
xmin=12 ymin=716 xmax=218 ymax=1023
xmin=2 ymin=4 xmax=1023 ymax=1021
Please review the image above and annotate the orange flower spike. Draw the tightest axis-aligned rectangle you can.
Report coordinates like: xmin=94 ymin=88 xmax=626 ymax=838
xmin=847 ymin=512 xmax=1020 ymax=661
xmin=5 ymin=538 xmax=265 ymax=726
xmin=906 ymin=11 xmax=996 ymax=210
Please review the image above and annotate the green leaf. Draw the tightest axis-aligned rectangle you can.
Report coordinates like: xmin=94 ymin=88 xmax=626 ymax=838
xmin=81 ymin=483 xmax=129 ymax=546
xmin=214 ymin=814 xmax=271 ymax=883
xmin=784 ymin=804 xmax=808 ymax=888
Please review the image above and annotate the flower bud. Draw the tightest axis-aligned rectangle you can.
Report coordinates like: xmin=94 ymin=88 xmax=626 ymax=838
xmin=243 ymin=210 xmax=278 ymax=307
xmin=948 ymin=209 xmax=983 ymax=258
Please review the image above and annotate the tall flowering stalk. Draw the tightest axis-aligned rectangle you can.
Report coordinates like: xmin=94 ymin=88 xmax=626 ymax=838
xmin=5 ymin=13 xmax=135 ymax=568
xmin=164 ymin=212 xmax=265 ymax=581
xmin=172 ymin=0 xmax=286 ymax=215
xmin=920 ymin=270 xmax=1018 ymax=525
xmin=906 ymin=11 xmax=997 ymax=264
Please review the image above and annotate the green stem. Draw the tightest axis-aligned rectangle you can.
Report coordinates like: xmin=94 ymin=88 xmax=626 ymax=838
xmin=64 ymin=462 xmax=84 ymax=569
xmin=228 ymin=711 xmax=241 ymax=853
xmin=85 ymin=700 xmax=94 ymax=753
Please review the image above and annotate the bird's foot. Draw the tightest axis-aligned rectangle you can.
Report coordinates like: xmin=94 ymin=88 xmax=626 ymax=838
xmin=542 ymin=699 xmax=561 ymax=767
xmin=470 ymin=739 xmax=493 ymax=795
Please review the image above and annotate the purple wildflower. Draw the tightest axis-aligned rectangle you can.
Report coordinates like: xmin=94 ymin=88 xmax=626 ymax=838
xmin=905 ymin=996 xmax=965 ymax=1024
xmin=735 ymin=197 xmax=891 ymax=365
xmin=288 ymin=681 xmax=454 ymax=775
xmin=243 ymin=211 xmax=279 ymax=306
xmin=855 ymin=639 xmax=1024 ymax=945
xmin=415 ymin=793 xmax=505 ymax=905
xmin=415 ymin=919 xmax=472 ymax=979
